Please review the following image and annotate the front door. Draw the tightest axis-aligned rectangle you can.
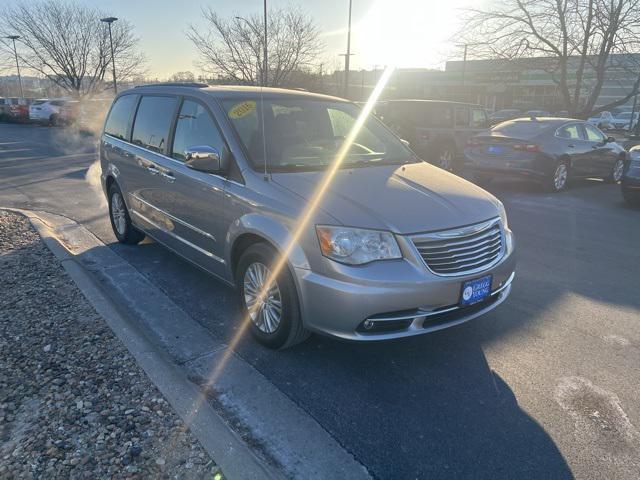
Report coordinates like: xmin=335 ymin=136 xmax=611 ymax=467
xmin=149 ymin=97 xmax=231 ymax=279
xmin=582 ymin=123 xmax=617 ymax=177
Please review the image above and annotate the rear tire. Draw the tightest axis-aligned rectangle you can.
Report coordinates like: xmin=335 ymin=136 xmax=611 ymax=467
xmin=236 ymin=243 xmax=310 ymax=349
xmin=605 ymin=157 xmax=625 ymax=183
xmin=49 ymin=114 xmax=59 ymax=127
xmin=433 ymin=144 xmax=457 ymax=173
xmin=108 ymin=183 xmax=145 ymax=245
xmin=544 ymin=160 xmax=570 ymax=192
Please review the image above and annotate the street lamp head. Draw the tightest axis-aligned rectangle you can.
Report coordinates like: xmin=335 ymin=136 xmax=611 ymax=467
xmin=7 ymin=35 xmax=20 ymax=40
xmin=100 ymin=17 xmax=118 ymax=24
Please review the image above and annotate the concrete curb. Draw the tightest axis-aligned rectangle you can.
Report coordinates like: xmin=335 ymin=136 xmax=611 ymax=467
xmin=5 ymin=208 xmax=371 ymax=480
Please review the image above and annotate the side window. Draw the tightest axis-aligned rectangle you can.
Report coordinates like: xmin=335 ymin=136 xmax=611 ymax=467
xmin=558 ymin=124 xmax=581 ymax=140
xmin=583 ymin=123 xmax=605 ymax=142
xmin=455 ymin=107 xmax=470 ymax=127
xmin=131 ymin=96 xmax=177 ymax=153
xmin=171 ymin=100 xmax=226 ymax=161
xmin=104 ymin=95 xmax=138 ymax=141
xmin=471 ymin=109 xmax=487 ymax=127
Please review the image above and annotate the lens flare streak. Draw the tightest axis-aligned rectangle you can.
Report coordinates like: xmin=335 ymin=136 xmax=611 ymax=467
xmin=177 ymin=66 xmax=396 ymax=432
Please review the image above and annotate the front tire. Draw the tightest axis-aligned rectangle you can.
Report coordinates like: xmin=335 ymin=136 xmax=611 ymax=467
xmin=108 ymin=183 xmax=145 ymax=245
xmin=605 ymin=157 xmax=625 ymax=183
xmin=236 ymin=243 xmax=310 ymax=349
xmin=545 ymin=160 xmax=570 ymax=192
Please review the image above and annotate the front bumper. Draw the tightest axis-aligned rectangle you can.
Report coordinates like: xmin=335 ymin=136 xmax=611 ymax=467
xmin=294 ymin=236 xmax=516 ymax=341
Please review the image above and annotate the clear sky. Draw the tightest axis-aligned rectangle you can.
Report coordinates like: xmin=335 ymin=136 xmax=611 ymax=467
xmin=8 ymin=0 xmax=477 ymax=77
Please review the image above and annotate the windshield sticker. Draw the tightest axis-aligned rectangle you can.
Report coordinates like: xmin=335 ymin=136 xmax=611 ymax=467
xmin=228 ymin=101 xmax=256 ymax=119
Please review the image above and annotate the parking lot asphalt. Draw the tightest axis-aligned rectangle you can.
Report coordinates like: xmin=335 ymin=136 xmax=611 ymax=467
xmin=1 ymin=123 xmax=639 ymax=479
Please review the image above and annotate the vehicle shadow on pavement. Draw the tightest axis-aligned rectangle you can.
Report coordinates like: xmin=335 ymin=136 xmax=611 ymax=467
xmin=110 ymin=240 xmax=573 ymax=480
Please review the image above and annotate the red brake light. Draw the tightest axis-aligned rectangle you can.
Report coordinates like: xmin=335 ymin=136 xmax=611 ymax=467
xmin=513 ymin=143 xmax=540 ymax=152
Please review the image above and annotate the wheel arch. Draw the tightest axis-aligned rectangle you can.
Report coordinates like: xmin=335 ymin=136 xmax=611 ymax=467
xmin=227 ymin=213 xmax=311 ymax=277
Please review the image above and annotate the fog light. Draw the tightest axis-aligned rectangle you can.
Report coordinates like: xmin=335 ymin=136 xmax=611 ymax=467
xmin=363 ymin=319 xmax=375 ymax=330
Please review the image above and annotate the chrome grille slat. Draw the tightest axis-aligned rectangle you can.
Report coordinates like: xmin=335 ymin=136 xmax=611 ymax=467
xmin=415 ymin=227 xmax=500 ymax=250
xmin=428 ymin=245 xmax=502 ymax=266
xmin=417 ymin=237 xmax=502 ymax=257
xmin=412 ymin=218 xmax=504 ymax=276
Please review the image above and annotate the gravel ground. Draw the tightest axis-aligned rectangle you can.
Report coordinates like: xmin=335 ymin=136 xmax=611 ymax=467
xmin=0 ymin=210 xmax=222 ymax=479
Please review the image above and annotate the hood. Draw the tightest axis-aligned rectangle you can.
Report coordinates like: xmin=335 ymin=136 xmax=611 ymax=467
xmin=271 ymin=162 xmax=502 ymax=234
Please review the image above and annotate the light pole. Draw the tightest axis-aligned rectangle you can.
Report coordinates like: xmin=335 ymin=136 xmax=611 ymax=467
xmin=342 ymin=0 xmax=353 ymax=98
xmin=100 ymin=17 xmax=118 ymax=93
xmin=6 ymin=35 xmax=23 ymax=98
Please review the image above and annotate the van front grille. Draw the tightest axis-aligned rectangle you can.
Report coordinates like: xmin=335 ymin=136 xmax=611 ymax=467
xmin=411 ymin=218 xmax=504 ymax=276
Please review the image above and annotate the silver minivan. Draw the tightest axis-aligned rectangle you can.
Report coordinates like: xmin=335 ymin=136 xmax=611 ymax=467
xmin=100 ymin=83 xmax=516 ymax=349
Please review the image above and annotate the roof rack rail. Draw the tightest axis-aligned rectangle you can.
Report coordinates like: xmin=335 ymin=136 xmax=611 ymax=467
xmin=134 ymin=82 xmax=209 ymax=88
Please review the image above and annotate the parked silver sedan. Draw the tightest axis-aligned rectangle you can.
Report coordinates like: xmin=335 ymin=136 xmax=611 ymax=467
xmin=100 ymin=83 xmax=516 ymax=349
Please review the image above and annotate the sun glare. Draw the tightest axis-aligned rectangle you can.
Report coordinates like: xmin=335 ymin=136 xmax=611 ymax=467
xmin=356 ymin=0 xmax=472 ymax=69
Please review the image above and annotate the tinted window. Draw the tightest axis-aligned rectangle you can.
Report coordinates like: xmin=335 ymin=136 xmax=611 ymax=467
xmin=172 ymin=100 xmax=225 ymax=161
xmin=389 ymin=103 xmax=453 ymax=128
xmin=471 ymin=109 xmax=487 ymax=127
xmin=132 ymin=96 xmax=177 ymax=153
xmin=493 ymin=120 xmax=555 ymax=138
xmin=104 ymin=95 xmax=138 ymax=141
xmin=558 ymin=124 xmax=581 ymax=140
xmin=583 ymin=124 xmax=605 ymax=142
xmin=455 ymin=107 xmax=469 ymax=127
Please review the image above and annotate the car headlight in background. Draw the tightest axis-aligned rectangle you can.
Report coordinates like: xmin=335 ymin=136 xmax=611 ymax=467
xmin=496 ymin=201 xmax=509 ymax=230
xmin=495 ymin=202 xmax=515 ymax=255
xmin=316 ymin=226 xmax=402 ymax=265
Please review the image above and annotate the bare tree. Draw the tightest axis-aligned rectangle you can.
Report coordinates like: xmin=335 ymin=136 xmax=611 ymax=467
xmin=461 ymin=0 xmax=640 ymax=116
xmin=170 ymin=71 xmax=196 ymax=83
xmin=0 ymin=0 xmax=145 ymax=97
xmin=187 ymin=7 xmax=323 ymax=87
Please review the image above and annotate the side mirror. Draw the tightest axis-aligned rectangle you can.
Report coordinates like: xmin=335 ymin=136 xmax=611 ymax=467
xmin=606 ymin=136 xmax=616 ymax=143
xmin=400 ymin=138 xmax=410 ymax=148
xmin=185 ymin=145 xmax=228 ymax=174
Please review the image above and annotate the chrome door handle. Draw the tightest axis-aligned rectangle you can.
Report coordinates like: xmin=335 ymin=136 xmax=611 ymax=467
xmin=147 ymin=165 xmax=160 ymax=175
xmin=160 ymin=171 xmax=175 ymax=183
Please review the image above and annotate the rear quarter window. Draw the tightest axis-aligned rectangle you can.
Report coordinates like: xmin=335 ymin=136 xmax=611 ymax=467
xmin=131 ymin=95 xmax=177 ymax=153
xmin=104 ymin=95 xmax=139 ymax=141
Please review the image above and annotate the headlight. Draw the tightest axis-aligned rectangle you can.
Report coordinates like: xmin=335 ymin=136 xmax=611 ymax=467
xmin=316 ymin=226 xmax=402 ymax=265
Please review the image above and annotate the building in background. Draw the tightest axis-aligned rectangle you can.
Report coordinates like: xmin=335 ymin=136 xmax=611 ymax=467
xmin=327 ymin=53 xmax=640 ymax=114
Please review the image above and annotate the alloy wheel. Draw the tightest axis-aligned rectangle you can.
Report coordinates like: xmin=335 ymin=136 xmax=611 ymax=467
xmin=612 ymin=159 xmax=625 ymax=183
xmin=438 ymin=150 xmax=453 ymax=170
xmin=111 ymin=192 xmax=127 ymax=236
xmin=553 ymin=163 xmax=568 ymax=190
xmin=243 ymin=262 xmax=282 ymax=334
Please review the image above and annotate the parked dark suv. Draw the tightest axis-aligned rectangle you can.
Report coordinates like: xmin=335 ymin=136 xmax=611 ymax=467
xmin=375 ymin=100 xmax=490 ymax=173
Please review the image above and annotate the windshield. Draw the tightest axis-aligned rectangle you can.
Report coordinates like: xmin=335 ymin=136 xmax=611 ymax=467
xmin=222 ymin=98 xmax=416 ymax=172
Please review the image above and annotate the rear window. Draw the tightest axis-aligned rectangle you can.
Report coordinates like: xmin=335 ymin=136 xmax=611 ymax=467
xmin=104 ymin=95 xmax=138 ymax=141
xmin=32 ymin=100 xmax=46 ymax=106
xmin=493 ymin=120 xmax=555 ymax=138
xmin=131 ymin=95 xmax=177 ymax=153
